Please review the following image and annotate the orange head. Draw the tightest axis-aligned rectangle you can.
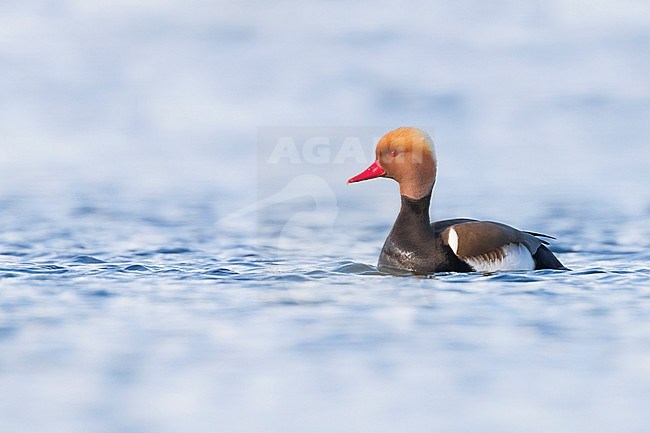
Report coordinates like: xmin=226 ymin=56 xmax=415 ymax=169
xmin=348 ymin=127 xmax=437 ymax=199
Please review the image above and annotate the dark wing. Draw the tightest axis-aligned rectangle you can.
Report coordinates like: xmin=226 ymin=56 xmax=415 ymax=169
xmin=440 ymin=221 xmax=544 ymax=260
xmin=523 ymin=231 xmax=555 ymax=245
xmin=431 ymin=218 xmax=477 ymax=237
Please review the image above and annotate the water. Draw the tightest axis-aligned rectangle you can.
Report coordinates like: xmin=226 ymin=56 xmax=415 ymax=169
xmin=2 ymin=189 xmax=650 ymax=433
xmin=2 ymin=1 xmax=650 ymax=432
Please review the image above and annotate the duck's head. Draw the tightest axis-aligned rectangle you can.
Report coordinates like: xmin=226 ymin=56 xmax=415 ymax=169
xmin=347 ymin=127 xmax=437 ymax=199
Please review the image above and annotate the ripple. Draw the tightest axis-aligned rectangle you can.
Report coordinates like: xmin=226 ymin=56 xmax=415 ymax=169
xmin=572 ymin=268 xmax=609 ymax=276
xmin=73 ymin=255 xmax=106 ymax=264
xmin=203 ymin=267 xmax=238 ymax=276
xmin=17 ymin=265 xmax=69 ymax=275
xmin=153 ymin=247 xmax=194 ymax=255
xmin=332 ymin=262 xmax=380 ymax=275
xmin=124 ymin=264 xmax=150 ymax=272
xmin=304 ymin=269 xmax=329 ymax=278
xmin=262 ymin=274 xmax=311 ymax=282
xmin=486 ymin=273 xmax=542 ymax=283
xmin=134 ymin=247 xmax=194 ymax=257
xmin=224 ymin=260 xmax=263 ymax=269
xmin=0 ymin=250 xmax=29 ymax=257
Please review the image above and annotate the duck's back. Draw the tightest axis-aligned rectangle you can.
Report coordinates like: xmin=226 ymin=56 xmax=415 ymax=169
xmin=379 ymin=216 xmax=567 ymax=274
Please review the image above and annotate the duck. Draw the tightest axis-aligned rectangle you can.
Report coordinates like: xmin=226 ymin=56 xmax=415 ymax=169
xmin=347 ymin=127 xmax=567 ymax=274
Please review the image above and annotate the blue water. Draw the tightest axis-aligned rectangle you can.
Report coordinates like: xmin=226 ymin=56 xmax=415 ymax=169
xmin=2 ymin=1 xmax=650 ymax=432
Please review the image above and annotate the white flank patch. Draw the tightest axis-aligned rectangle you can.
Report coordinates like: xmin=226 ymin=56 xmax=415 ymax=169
xmin=463 ymin=243 xmax=535 ymax=272
xmin=447 ymin=228 xmax=459 ymax=255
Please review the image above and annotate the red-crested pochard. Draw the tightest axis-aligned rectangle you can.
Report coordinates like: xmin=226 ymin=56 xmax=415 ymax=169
xmin=348 ymin=127 xmax=567 ymax=274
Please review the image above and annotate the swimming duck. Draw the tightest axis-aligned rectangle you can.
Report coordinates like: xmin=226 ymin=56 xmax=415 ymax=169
xmin=348 ymin=127 xmax=567 ymax=273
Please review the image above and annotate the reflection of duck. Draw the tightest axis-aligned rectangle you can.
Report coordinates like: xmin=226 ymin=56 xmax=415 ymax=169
xmin=348 ymin=127 xmax=567 ymax=274
xmin=220 ymin=175 xmax=338 ymax=252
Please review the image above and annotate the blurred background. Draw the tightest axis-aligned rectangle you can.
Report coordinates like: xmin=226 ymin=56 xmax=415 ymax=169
xmin=2 ymin=0 xmax=648 ymax=202
xmin=1 ymin=1 xmax=650 ymax=432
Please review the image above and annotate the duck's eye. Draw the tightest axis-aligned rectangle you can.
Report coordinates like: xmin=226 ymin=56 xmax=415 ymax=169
xmin=390 ymin=149 xmax=397 ymax=157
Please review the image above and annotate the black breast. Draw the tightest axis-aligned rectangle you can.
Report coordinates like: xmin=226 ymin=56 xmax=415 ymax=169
xmin=377 ymin=194 xmax=473 ymax=274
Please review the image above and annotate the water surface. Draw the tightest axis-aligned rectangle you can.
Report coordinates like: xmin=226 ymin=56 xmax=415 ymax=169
xmin=2 ymin=1 xmax=650 ymax=432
